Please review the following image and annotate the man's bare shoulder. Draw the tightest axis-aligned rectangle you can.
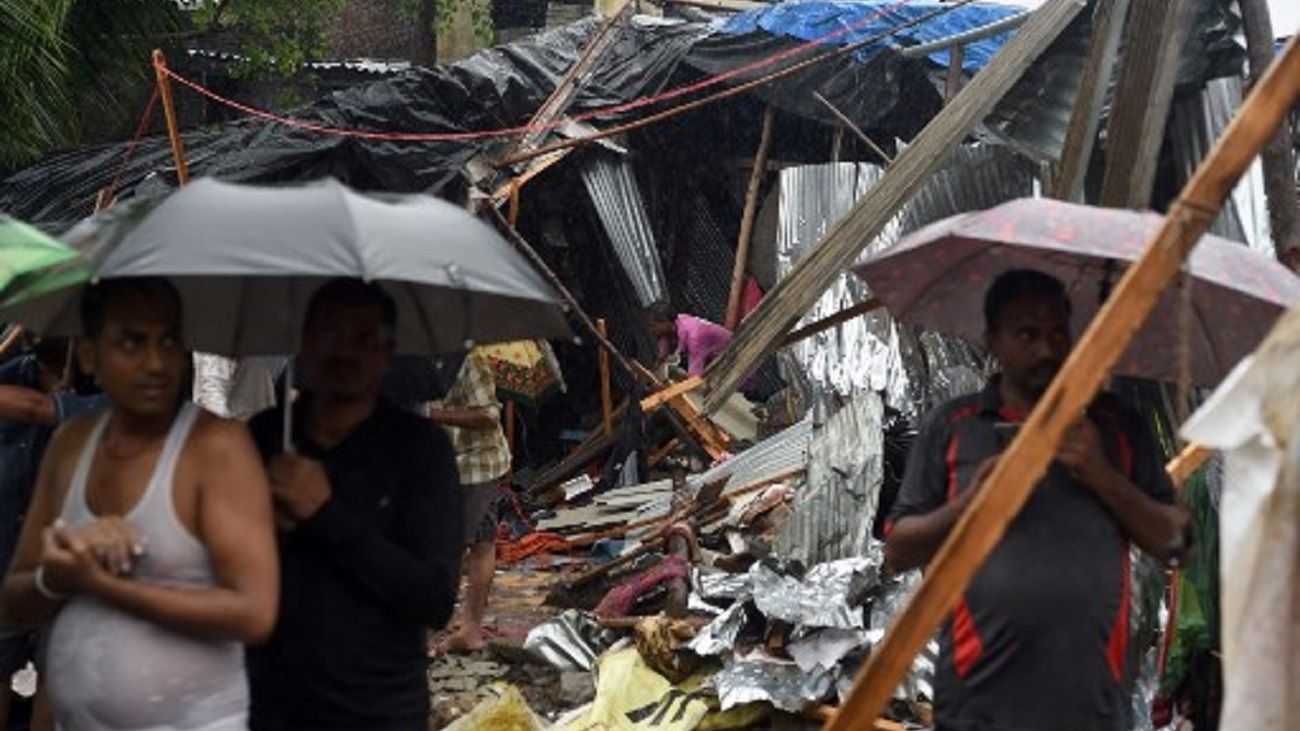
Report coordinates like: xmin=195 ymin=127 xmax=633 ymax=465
xmin=187 ymin=409 xmax=259 ymax=459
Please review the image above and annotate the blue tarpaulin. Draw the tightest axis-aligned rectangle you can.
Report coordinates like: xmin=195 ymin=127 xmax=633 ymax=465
xmin=716 ymin=1 xmax=1025 ymax=71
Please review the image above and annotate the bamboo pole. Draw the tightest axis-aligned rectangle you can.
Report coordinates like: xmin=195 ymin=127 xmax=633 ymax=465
xmin=777 ymin=298 xmax=883 ymax=348
xmin=597 ymin=319 xmax=613 ymax=436
xmin=812 ymin=93 xmax=894 ymax=165
xmin=825 ymin=35 xmax=1300 ymax=731
xmin=725 ymin=107 xmax=775 ymax=330
xmin=945 ymin=43 xmax=966 ymax=102
xmin=151 ymin=50 xmax=190 ymax=186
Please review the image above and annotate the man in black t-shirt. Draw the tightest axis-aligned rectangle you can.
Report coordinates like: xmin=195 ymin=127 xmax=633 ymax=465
xmin=246 ymin=279 xmax=463 ymax=731
xmin=884 ymin=269 xmax=1190 ymax=731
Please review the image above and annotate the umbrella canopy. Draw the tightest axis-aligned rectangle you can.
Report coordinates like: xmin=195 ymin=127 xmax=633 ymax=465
xmin=0 ymin=215 xmax=88 ymax=303
xmin=478 ymin=340 xmax=562 ymax=405
xmin=1 ymin=178 xmax=572 ymax=355
xmin=854 ymin=197 xmax=1300 ymax=386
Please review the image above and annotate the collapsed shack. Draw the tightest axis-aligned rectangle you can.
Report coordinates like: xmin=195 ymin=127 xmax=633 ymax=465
xmin=0 ymin=0 xmax=1274 ymax=728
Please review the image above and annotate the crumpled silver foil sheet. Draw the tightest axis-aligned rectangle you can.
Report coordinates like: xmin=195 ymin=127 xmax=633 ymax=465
xmin=688 ymin=601 xmax=750 ymax=658
xmin=713 ymin=653 xmax=836 ymax=712
xmin=751 ymin=557 xmax=878 ymax=630
xmin=522 ymin=609 xmax=620 ymax=673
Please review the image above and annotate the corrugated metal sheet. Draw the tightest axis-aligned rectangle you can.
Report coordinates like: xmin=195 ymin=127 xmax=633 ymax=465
xmin=981 ymin=7 xmax=1092 ymax=164
xmin=1168 ymin=75 xmax=1273 ymax=254
xmin=774 ymin=393 xmax=885 ymax=566
xmin=580 ymin=154 xmax=669 ymax=305
xmin=688 ymin=415 xmax=815 ymax=496
xmin=774 ymin=145 xmax=1032 ymax=416
xmin=982 ymin=0 xmax=1246 ymax=165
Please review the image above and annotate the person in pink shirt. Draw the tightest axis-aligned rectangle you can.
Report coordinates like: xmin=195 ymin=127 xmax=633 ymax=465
xmin=646 ymin=301 xmax=732 ymax=376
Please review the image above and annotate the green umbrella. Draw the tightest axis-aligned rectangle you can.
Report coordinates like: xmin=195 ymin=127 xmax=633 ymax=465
xmin=0 ymin=215 xmax=89 ymax=306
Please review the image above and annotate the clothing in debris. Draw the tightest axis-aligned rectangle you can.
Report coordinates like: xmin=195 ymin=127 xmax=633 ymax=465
xmin=888 ymin=379 xmax=1174 ymax=731
xmin=246 ymin=397 xmax=463 ymax=731
xmin=46 ymin=404 xmax=248 ymax=731
xmin=658 ymin=314 xmax=732 ymax=377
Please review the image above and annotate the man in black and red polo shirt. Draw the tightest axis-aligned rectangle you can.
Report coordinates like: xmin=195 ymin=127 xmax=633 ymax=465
xmin=884 ymin=269 xmax=1189 ymax=731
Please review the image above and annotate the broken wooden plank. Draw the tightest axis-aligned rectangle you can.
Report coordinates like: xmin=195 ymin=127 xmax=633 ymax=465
xmin=639 ymin=376 xmax=706 ymax=414
xmin=704 ymin=0 xmax=1089 ymax=412
xmin=1167 ymin=443 xmax=1212 ymax=488
xmin=1098 ymin=0 xmax=1196 ymax=208
xmin=825 ymin=35 xmax=1300 ymax=731
xmin=1052 ymin=0 xmax=1132 ymax=201
xmin=944 ymin=43 xmax=965 ymax=102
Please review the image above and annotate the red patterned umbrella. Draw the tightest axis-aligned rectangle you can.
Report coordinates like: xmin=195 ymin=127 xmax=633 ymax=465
xmin=854 ymin=197 xmax=1300 ymax=385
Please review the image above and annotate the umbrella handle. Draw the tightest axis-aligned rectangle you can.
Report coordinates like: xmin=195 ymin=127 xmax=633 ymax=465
xmin=282 ymin=361 xmax=295 ymax=454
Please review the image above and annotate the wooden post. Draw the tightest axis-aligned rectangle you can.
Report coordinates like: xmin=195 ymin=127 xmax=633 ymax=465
xmin=1098 ymin=0 xmax=1195 ymax=208
xmin=945 ymin=44 xmax=965 ymax=102
xmin=151 ymin=49 xmax=190 ymax=186
xmin=597 ymin=319 xmax=613 ymax=436
xmin=725 ymin=106 xmax=775 ymax=331
xmin=704 ymin=0 xmax=1088 ymax=413
xmin=1052 ymin=0 xmax=1132 ymax=201
xmin=824 ymin=36 xmax=1300 ymax=731
xmin=777 ymin=298 xmax=883 ymax=348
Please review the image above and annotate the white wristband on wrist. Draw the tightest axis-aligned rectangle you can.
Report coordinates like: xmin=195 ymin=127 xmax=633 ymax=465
xmin=33 ymin=567 xmax=67 ymax=601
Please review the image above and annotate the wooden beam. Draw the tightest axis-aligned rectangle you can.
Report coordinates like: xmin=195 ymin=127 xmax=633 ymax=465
xmin=640 ymin=376 xmax=705 ymax=413
xmin=1097 ymin=0 xmax=1195 ymax=208
xmin=777 ymin=298 xmax=883 ymax=348
xmin=944 ymin=43 xmax=965 ymax=103
xmin=726 ymin=107 xmax=775 ymax=330
xmin=597 ymin=319 xmax=613 ymax=436
xmin=704 ymin=0 xmax=1088 ymax=412
xmin=824 ymin=36 xmax=1300 ymax=731
xmin=1052 ymin=0 xmax=1132 ymax=201
xmin=152 ymin=49 xmax=190 ymax=186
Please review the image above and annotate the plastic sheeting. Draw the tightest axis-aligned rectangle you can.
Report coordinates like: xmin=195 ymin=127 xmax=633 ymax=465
xmin=0 ymin=17 xmax=712 ymax=229
xmin=716 ymin=1 xmax=1025 ymax=71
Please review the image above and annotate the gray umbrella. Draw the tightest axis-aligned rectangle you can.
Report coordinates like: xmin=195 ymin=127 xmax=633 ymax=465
xmin=3 ymin=177 xmax=572 ymax=355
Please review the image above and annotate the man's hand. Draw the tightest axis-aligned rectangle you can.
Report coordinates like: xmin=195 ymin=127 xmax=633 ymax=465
xmin=268 ymin=453 xmax=332 ymax=521
xmin=40 ymin=520 xmax=114 ymax=596
xmin=56 ymin=518 xmax=146 ymax=576
xmin=1057 ymin=417 xmax=1116 ymax=489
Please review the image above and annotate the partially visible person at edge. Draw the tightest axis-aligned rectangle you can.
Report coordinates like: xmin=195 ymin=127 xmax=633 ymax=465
xmin=1 ymin=277 xmax=279 ymax=731
xmin=883 ymin=269 xmax=1190 ymax=731
xmin=429 ymin=347 xmax=511 ymax=654
xmin=646 ymin=301 xmax=732 ymax=377
xmin=246 ymin=278 xmax=463 ymax=731
xmin=0 ymin=336 xmax=107 ymax=730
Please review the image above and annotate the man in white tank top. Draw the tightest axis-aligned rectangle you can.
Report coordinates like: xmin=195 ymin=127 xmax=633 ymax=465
xmin=1 ymin=277 xmax=280 ymax=731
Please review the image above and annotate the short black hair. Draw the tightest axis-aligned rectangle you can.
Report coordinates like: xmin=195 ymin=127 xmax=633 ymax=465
xmin=984 ymin=269 xmax=1069 ymax=332
xmin=80 ymin=277 xmax=182 ymax=338
xmin=645 ymin=300 xmax=677 ymax=323
xmin=304 ymin=278 xmax=397 ymax=334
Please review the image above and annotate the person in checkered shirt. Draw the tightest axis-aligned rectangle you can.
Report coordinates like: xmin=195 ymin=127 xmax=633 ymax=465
xmin=428 ymin=348 xmax=511 ymax=654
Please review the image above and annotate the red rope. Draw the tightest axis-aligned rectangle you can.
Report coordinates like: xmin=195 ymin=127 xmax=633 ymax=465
xmin=104 ymin=86 xmax=161 ymax=205
xmin=157 ymin=0 xmax=933 ymax=144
